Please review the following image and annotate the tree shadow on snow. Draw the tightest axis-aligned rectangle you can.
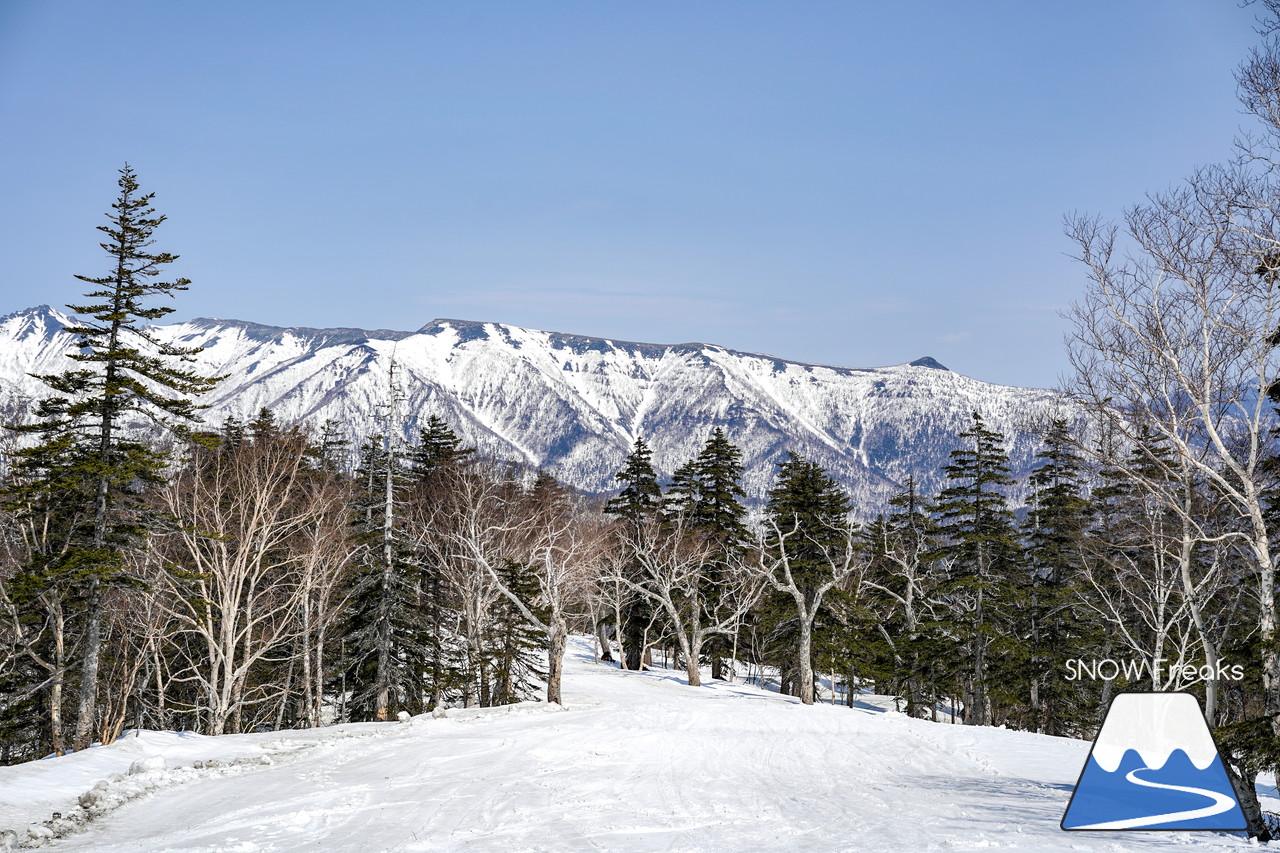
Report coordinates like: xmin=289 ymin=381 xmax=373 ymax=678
xmin=904 ymin=772 xmax=1077 ymax=834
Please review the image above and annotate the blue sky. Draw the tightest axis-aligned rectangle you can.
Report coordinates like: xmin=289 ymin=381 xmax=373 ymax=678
xmin=0 ymin=1 xmax=1262 ymax=388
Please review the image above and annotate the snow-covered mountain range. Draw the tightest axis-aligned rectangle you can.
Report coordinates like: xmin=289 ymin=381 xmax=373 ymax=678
xmin=0 ymin=305 xmax=1069 ymax=510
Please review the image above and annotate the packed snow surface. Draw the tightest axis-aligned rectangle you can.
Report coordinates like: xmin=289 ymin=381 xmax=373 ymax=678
xmin=0 ymin=639 xmax=1263 ymax=851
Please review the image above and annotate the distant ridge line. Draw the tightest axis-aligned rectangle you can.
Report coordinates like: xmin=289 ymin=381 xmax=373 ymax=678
xmin=181 ymin=313 xmax=961 ymax=380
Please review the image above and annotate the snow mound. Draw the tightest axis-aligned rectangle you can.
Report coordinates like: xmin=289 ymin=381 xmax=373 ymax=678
xmin=125 ymin=756 xmax=165 ymax=776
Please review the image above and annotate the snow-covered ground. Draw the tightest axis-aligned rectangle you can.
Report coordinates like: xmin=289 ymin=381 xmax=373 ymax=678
xmin=0 ymin=638 xmax=1268 ymax=851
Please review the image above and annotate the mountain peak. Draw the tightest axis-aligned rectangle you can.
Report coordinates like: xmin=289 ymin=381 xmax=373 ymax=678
xmin=1 ymin=304 xmax=72 ymax=335
xmin=908 ymin=356 xmax=948 ymax=370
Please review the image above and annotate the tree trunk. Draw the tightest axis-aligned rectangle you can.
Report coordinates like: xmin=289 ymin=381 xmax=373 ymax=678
xmin=153 ymin=639 xmax=167 ymax=731
xmin=547 ymin=622 xmax=567 ymax=705
xmin=49 ymin=630 xmax=65 ymax=757
xmin=613 ymin=594 xmax=628 ymax=670
xmin=680 ymin=630 xmax=700 ymax=687
xmin=596 ymin=620 xmax=614 ymax=663
xmin=1225 ymin=758 xmax=1273 ymax=842
xmin=72 ymin=579 xmax=102 ymax=750
xmin=967 ymin=544 xmax=989 ymax=727
xmin=728 ymin=629 xmax=739 ymax=683
xmin=1255 ymin=543 xmax=1280 ymax=758
xmin=623 ymin=599 xmax=647 ymax=671
xmin=797 ymin=619 xmax=815 ymax=705
xmin=374 ymin=565 xmax=393 ymax=721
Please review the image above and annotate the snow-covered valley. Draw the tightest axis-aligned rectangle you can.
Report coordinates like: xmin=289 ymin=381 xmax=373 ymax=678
xmin=0 ymin=637 xmax=1262 ymax=852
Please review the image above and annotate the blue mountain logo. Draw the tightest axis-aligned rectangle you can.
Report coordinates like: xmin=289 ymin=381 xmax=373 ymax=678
xmin=1061 ymin=692 xmax=1246 ymax=831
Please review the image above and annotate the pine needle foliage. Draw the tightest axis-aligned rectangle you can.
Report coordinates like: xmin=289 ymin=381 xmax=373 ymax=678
xmin=3 ymin=165 xmax=216 ymax=751
xmin=930 ymin=411 xmax=1021 ymax=726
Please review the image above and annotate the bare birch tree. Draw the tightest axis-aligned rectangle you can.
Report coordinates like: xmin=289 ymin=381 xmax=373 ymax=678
xmin=755 ymin=514 xmax=861 ymax=706
xmin=435 ymin=465 xmax=600 ymax=705
xmin=603 ymin=514 xmax=761 ymax=687
xmin=1065 ymin=171 xmax=1280 ymax=744
xmin=150 ymin=430 xmax=343 ymax=734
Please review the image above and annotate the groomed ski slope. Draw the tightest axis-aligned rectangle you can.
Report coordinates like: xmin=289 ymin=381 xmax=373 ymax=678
xmin=0 ymin=638 xmax=1266 ymax=852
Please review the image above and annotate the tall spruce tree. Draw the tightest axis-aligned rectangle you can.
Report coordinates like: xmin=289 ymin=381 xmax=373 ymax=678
xmin=664 ymin=428 xmax=749 ymax=545
xmin=5 ymin=166 xmax=216 ymax=750
xmin=410 ymin=415 xmax=474 ymax=708
xmin=309 ymin=418 xmax=350 ymax=472
xmin=664 ymin=428 xmax=749 ymax=679
xmin=337 ymin=435 xmax=426 ymax=720
xmin=604 ymin=437 xmax=663 ymax=670
xmin=605 ymin=437 xmax=662 ymax=523
xmin=1022 ymin=418 xmax=1092 ymax=734
xmin=931 ymin=411 xmax=1021 ymax=727
xmin=411 ymin=415 xmax=473 ymax=478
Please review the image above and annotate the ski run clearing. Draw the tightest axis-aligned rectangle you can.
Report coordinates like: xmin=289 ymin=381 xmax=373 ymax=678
xmin=1 ymin=638 xmax=1274 ymax=852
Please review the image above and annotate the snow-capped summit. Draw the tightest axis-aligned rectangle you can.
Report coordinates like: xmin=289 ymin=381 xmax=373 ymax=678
xmin=0 ymin=306 xmax=1069 ymax=508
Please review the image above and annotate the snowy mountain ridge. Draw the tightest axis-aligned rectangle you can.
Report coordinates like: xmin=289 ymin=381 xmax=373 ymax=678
xmin=0 ymin=305 xmax=1069 ymax=509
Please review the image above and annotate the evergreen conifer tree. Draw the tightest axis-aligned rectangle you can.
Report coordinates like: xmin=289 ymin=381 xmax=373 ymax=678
xmin=220 ymin=416 xmax=246 ymax=451
xmin=664 ymin=428 xmax=749 ymax=545
xmin=411 ymin=415 xmax=473 ymax=478
xmin=604 ymin=437 xmax=663 ymax=670
xmin=1023 ymin=418 xmax=1092 ymax=734
xmin=664 ymin=428 xmax=749 ymax=678
xmin=605 ymin=437 xmax=662 ymax=523
xmin=5 ymin=166 xmax=217 ymax=750
xmin=931 ymin=411 xmax=1021 ymax=726
xmin=248 ymin=407 xmax=279 ymax=442
xmin=409 ymin=415 xmax=474 ymax=707
xmin=309 ymin=418 xmax=349 ymax=472
xmin=337 ymin=436 xmax=427 ymax=720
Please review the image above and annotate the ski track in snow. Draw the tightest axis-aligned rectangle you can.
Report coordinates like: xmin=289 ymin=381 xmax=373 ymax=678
xmin=0 ymin=638 xmax=1258 ymax=852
